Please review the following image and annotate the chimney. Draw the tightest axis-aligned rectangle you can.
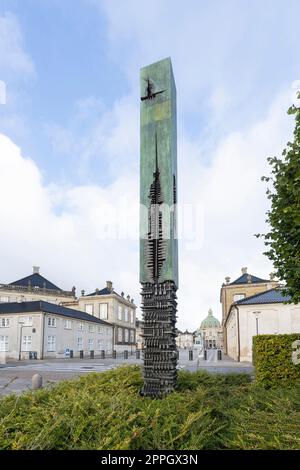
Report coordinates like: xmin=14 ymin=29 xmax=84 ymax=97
xmin=225 ymin=276 xmax=231 ymax=284
xmin=241 ymin=267 xmax=247 ymax=274
xmin=127 ymin=294 xmax=130 ymax=301
xmin=33 ymin=266 xmax=40 ymax=274
xmin=106 ymin=280 xmax=113 ymax=292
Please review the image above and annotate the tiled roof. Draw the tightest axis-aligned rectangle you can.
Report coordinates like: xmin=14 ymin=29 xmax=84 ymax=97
xmin=229 ymin=273 xmax=269 ymax=285
xmin=9 ymin=273 xmax=62 ymax=291
xmin=235 ymin=288 xmax=291 ymax=305
xmin=0 ymin=301 xmax=112 ymax=325
xmin=87 ymin=287 xmax=115 ymax=296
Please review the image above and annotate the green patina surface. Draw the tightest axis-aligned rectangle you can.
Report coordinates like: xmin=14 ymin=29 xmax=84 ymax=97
xmin=139 ymin=57 xmax=178 ymax=286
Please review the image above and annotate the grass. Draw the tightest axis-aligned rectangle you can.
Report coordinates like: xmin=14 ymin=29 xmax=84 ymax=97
xmin=0 ymin=366 xmax=299 ymax=450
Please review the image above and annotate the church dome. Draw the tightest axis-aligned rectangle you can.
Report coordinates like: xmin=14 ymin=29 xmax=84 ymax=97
xmin=200 ymin=309 xmax=220 ymax=329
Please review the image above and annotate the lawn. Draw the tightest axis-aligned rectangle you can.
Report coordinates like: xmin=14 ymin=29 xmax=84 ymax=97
xmin=0 ymin=365 xmax=299 ymax=450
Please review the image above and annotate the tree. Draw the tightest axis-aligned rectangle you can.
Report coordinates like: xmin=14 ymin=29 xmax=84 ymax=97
xmin=257 ymin=91 xmax=300 ymax=303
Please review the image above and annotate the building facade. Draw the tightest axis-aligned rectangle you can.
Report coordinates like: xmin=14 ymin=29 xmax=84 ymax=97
xmin=0 ymin=267 xmax=76 ymax=305
xmin=0 ymin=301 xmax=113 ymax=361
xmin=220 ymin=267 xmax=278 ymax=353
xmin=135 ymin=319 xmax=144 ymax=350
xmin=176 ymin=330 xmax=194 ymax=349
xmin=226 ymin=288 xmax=300 ymax=362
xmin=77 ymin=281 xmax=137 ymax=352
xmin=198 ymin=309 xmax=223 ymax=349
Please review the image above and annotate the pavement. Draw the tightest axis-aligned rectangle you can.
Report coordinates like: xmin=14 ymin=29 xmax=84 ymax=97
xmin=0 ymin=349 xmax=254 ymax=396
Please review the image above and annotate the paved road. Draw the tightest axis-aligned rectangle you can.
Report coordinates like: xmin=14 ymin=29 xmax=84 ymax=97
xmin=0 ymin=350 xmax=254 ymax=396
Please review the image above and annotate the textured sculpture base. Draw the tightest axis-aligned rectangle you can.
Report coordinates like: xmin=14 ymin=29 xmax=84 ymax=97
xmin=141 ymin=281 xmax=178 ymax=398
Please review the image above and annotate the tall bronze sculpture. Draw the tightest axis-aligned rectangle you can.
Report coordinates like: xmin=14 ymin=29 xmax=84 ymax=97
xmin=140 ymin=58 xmax=178 ymax=397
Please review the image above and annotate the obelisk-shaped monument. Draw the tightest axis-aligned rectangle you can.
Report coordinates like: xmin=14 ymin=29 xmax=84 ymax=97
xmin=140 ymin=57 xmax=178 ymax=397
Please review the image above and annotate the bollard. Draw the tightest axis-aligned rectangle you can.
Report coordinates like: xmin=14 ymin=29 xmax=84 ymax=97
xmin=204 ymin=349 xmax=207 ymax=360
xmin=124 ymin=350 xmax=128 ymax=359
xmin=100 ymin=350 xmax=105 ymax=359
xmin=90 ymin=350 xmax=94 ymax=359
xmin=80 ymin=350 xmax=84 ymax=359
xmin=189 ymin=350 xmax=193 ymax=361
xmin=70 ymin=349 xmax=73 ymax=359
xmin=217 ymin=349 xmax=222 ymax=361
xmin=113 ymin=350 xmax=117 ymax=359
xmin=32 ymin=373 xmax=43 ymax=390
xmin=136 ymin=349 xmax=141 ymax=359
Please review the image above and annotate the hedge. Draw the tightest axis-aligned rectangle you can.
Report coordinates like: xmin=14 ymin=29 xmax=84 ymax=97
xmin=253 ymin=334 xmax=300 ymax=387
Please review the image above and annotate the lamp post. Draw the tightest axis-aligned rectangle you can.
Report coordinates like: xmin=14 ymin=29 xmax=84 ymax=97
xmin=18 ymin=321 xmax=25 ymax=361
xmin=253 ymin=311 xmax=261 ymax=335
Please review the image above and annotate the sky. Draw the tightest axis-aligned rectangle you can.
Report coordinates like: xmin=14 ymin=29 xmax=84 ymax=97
xmin=0 ymin=0 xmax=300 ymax=330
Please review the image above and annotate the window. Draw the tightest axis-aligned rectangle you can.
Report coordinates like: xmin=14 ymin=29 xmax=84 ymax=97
xmin=97 ymin=339 xmax=102 ymax=350
xmin=0 ymin=335 xmax=8 ymax=352
xmin=63 ymin=320 xmax=72 ymax=330
xmin=77 ymin=337 xmax=83 ymax=351
xmin=22 ymin=335 xmax=32 ymax=351
xmin=99 ymin=303 xmax=108 ymax=320
xmin=78 ymin=323 xmax=85 ymax=332
xmin=88 ymin=338 xmax=94 ymax=351
xmin=130 ymin=310 xmax=134 ymax=324
xmin=47 ymin=336 xmax=56 ymax=352
xmin=117 ymin=306 xmax=122 ymax=321
xmin=89 ymin=324 xmax=95 ymax=333
xmin=124 ymin=308 xmax=129 ymax=322
xmin=98 ymin=326 xmax=103 ymax=334
xmin=233 ymin=293 xmax=246 ymax=302
xmin=47 ymin=317 xmax=56 ymax=327
xmin=117 ymin=328 xmax=123 ymax=342
xmin=0 ymin=296 xmax=9 ymax=303
xmin=85 ymin=304 xmax=93 ymax=315
xmin=130 ymin=330 xmax=135 ymax=343
xmin=0 ymin=318 xmax=10 ymax=328
xmin=124 ymin=329 xmax=129 ymax=343
xmin=21 ymin=316 xmax=33 ymax=327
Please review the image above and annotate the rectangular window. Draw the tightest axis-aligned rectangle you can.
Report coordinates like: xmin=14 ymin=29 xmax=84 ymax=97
xmin=124 ymin=329 xmax=129 ymax=343
xmin=233 ymin=293 xmax=246 ymax=302
xmin=98 ymin=326 xmax=103 ymax=334
xmin=85 ymin=304 xmax=93 ymax=315
xmin=130 ymin=310 xmax=134 ymax=324
xmin=99 ymin=303 xmax=108 ymax=320
xmin=97 ymin=339 xmax=102 ymax=350
xmin=77 ymin=323 xmax=85 ymax=332
xmin=77 ymin=337 xmax=83 ymax=351
xmin=88 ymin=338 xmax=94 ymax=351
xmin=117 ymin=328 xmax=123 ymax=342
xmin=63 ymin=320 xmax=72 ymax=329
xmin=117 ymin=306 xmax=122 ymax=321
xmin=0 ymin=318 xmax=10 ymax=327
xmin=47 ymin=335 xmax=56 ymax=352
xmin=0 ymin=335 xmax=8 ymax=352
xmin=130 ymin=330 xmax=135 ymax=343
xmin=22 ymin=335 xmax=32 ymax=351
xmin=124 ymin=308 xmax=129 ymax=322
xmin=89 ymin=324 xmax=95 ymax=333
xmin=0 ymin=296 xmax=9 ymax=303
xmin=20 ymin=316 xmax=33 ymax=327
xmin=47 ymin=317 xmax=56 ymax=327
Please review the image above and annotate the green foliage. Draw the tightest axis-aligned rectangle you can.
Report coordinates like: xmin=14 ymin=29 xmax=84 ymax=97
xmin=0 ymin=366 xmax=299 ymax=450
xmin=253 ymin=334 xmax=300 ymax=388
xmin=257 ymin=91 xmax=300 ymax=303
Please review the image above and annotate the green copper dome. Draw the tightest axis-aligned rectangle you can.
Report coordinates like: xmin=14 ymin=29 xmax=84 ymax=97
xmin=200 ymin=309 xmax=220 ymax=329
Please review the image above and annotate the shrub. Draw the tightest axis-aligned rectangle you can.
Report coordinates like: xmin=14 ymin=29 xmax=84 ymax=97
xmin=253 ymin=334 xmax=300 ymax=388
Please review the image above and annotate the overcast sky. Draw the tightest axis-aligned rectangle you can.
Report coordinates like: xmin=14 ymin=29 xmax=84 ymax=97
xmin=0 ymin=0 xmax=300 ymax=330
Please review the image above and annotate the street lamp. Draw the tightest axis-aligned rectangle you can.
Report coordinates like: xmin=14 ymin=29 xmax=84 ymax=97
xmin=18 ymin=321 xmax=25 ymax=361
xmin=253 ymin=311 xmax=261 ymax=335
